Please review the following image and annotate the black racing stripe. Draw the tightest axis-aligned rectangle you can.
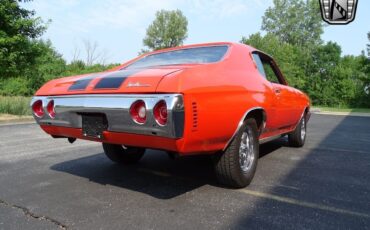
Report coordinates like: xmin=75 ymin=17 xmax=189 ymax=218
xmin=69 ymin=79 xmax=92 ymax=91
xmin=94 ymin=77 xmax=127 ymax=89
xmin=68 ymin=73 xmax=101 ymax=91
xmin=94 ymin=69 xmax=142 ymax=89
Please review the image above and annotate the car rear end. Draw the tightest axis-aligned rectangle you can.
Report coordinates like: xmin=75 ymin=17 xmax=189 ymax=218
xmin=31 ymin=93 xmax=186 ymax=152
xmin=30 ymin=43 xmax=232 ymax=154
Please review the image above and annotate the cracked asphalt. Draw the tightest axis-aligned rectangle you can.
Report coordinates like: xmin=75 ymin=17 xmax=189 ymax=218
xmin=0 ymin=114 xmax=369 ymax=230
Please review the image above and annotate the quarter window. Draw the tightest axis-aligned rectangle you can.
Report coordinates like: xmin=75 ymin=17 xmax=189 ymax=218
xmin=252 ymin=53 xmax=266 ymax=77
xmin=252 ymin=52 xmax=285 ymax=85
xmin=262 ymin=62 xmax=280 ymax=83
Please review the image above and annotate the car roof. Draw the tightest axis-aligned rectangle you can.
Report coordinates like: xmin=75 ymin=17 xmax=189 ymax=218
xmin=146 ymin=42 xmax=258 ymax=55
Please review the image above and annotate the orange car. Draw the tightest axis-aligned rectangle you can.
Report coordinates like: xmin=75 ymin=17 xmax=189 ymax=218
xmin=31 ymin=42 xmax=310 ymax=188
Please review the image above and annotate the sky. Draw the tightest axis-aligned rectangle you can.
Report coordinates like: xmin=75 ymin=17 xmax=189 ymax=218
xmin=22 ymin=0 xmax=370 ymax=64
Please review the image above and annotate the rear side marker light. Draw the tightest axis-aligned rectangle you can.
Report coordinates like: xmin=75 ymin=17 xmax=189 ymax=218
xmin=32 ymin=100 xmax=44 ymax=118
xmin=47 ymin=100 xmax=56 ymax=119
xmin=153 ymin=100 xmax=168 ymax=126
xmin=130 ymin=100 xmax=146 ymax=124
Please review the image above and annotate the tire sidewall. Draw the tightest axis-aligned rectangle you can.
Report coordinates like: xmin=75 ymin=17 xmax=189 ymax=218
xmin=102 ymin=143 xmax=145 ymax=164
xmin=234 ymin=119 xmax=259 ymax=185
xmin=300 ymin=117 xmax=307 ymax=144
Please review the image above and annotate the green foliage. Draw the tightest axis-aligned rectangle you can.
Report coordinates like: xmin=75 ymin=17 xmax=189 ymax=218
xmin=0 ymin=61 xmax=118 ymax=96
xmin=243 ymin=1 xmax=370 ymax=108
xmin=241 ymin=33 xmax=306 ymax=89
xmin=61 ymin=62 xmax=119 ymax=78
xmin=367 ymin=32 xmax=370 ymax=57
xmin=0 ymin=0 xmax=47 ymax=78
xmin=0 ymin=95 xmax=31 ymax=115
xmin=262 ymin=0 xmax=323 ymax=47
xmin=242 ymin=32 xmax=369 ymax=107
xmin=0 ymin=1 xmax=368 ymax=110
xmin=0 ymin=77 xmax=32 ymax=95
xmin=34 ymin=40 xmax=66 ymax=81
xmin=0 ymin=1 xmax=118 ymax=96
xmin=143 ymin=9 xmax=188 ymax=51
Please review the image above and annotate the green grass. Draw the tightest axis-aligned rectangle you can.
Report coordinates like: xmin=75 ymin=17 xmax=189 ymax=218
xmin=312 ymin=106 xmax=370 ymax=113
xmin=0 ymin=96 xmax=32 ymax=116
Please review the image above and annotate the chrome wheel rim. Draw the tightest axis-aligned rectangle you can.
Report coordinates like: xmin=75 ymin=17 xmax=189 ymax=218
xmin=300 ymin=118 xmax=306 ymax=140
xmin=239 ymin=130 xmax=255 ymax=172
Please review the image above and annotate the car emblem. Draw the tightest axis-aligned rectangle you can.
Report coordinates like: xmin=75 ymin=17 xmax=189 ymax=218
xmin=126 ymin=82 xmax=151 ymax=87
xmin=319 ymin=0 xmax=358 ymax=25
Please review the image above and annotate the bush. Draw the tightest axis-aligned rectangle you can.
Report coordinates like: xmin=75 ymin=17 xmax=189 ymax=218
xmin=0 ymin=96 xmax=31 ymax=115
xmin=0 ymin=77 xmax=33 ymax=96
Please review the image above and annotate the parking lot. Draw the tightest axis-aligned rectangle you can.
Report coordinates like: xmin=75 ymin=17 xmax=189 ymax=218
xmin=0 ymin=114 xmax=369 ymax=229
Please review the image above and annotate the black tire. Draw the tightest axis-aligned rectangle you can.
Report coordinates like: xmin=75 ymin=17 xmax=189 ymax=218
xmin=288 ymin=115 xmax=307 ymax=147
xmin=167 ymin=151 xmax=178 ymax=160
xmin=102 ymin=143 xmax=145 ymax=164
xmin=214 ymin=118 xmax=259 ymax=188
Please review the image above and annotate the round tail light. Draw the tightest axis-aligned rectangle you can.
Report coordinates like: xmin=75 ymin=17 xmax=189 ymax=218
xmin=153 ymin=100 xmax=167 ymax=126
xmin=47 ymin=100 xmax=56 ymax=118
xmin=32 ymin=100 xmax=44 ymax=118
xmin=130 ymin=100 xmax=146 ymax=124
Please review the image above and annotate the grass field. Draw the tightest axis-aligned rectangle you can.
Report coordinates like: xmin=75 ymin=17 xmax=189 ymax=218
xmin=0 ymin=96 xmax=32 ymax=116
xmin=312 ymin=106 xmax=370 ymax=113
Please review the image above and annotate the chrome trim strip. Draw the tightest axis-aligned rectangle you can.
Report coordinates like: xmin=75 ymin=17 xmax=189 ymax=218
xmin=223 ymin=107 xmax=264 ymax=151
xmin=259 ymin=134 xmax=283 ymax=144
xmin=30 ymin=94 xmax=184 ymax=138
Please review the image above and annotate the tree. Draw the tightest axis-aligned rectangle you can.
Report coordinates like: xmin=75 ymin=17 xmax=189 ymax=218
xmin=241 ymin=33 xmax=307 ymax=89
xmin=142 ymin=9 xmax=188 ymax=52
xmin=261 ymin=0 xmax=323 ymax=47
xmin=0 ymin=0 xmax=47 ymax=78
xmin=71 ymin=40 xmax=111 ymax=66
xmin=367 ymin=32 xmax=370 ymax=57
xmin=34 ymin=39 xmax=66 ymax=81
xmin=241 ymin=31 xmax=370 ymax=107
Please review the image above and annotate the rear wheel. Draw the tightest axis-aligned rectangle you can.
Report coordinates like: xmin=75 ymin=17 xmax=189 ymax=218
xmin=102 ymin=143 xmax=145 ymax=164
xmin=213 ymin=118 xmax=259 ymax=188
xmin=288 ymin=115 xmax=307 ymax=147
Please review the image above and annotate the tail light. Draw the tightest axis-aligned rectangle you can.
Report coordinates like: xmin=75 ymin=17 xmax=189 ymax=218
xmin=32 ymin=100 xmax=44 ymax=118
xmin=153 ymin=100 xmax=167 ymax=126
xmin=46 ymin=100 xmax=56 ymax=118
xmin=130 ymin=100 xmax=146 ymax=124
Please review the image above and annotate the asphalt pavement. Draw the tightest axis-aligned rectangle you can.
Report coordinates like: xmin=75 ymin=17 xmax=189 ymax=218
xmin=0 ymin=114 xmax=369 ymax=230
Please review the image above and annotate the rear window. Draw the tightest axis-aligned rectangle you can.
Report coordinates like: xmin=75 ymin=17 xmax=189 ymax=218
xmin=124 ymin=45 xmax=229 ymax=69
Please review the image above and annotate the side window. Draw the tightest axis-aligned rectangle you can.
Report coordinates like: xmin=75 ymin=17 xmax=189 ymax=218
xmin=252 ymin=53 xmax=266 ymax=77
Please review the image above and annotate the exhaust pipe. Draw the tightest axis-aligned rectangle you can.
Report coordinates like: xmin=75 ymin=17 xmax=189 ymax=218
xmin=68 ymin=137 xmax=76 ymax=144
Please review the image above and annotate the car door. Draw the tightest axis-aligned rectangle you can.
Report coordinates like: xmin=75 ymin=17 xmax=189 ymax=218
xmin=252 ymin=52 xmax=295 ymax=129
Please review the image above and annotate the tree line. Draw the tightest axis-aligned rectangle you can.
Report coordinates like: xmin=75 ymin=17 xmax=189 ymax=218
xmin=242 ymin=0 xmax=369 ymax=107
xmin=0 ymin=0 xmax=369 ymax=107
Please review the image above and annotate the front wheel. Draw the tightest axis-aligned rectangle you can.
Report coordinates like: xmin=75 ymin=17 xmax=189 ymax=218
xmin=213 ymin=118 xmax=259 ymax=188
xmin=102 ymin=143 xmax=145 ymax=164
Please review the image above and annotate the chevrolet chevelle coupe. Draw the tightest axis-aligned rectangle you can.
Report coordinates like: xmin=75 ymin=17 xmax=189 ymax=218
xmin=31 ymin=42 xmax=310 ymax=188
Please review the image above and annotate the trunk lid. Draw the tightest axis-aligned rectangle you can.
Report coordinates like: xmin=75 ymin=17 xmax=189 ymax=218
xmin=36 ymin=68 xmax=182 ymax=96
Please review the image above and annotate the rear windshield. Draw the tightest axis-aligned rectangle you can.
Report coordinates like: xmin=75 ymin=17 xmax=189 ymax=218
xmin=124 ymin=45 xmax=228 ymax=69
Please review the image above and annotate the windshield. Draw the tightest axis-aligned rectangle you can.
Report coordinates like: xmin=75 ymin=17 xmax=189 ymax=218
xmin=124 ymin=45 xmax=229 ymax=69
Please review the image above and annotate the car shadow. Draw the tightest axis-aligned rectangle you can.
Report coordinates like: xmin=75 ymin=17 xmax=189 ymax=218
xmin=51 ymin=140 xmax=285 ymax=199
xmin=232 ymin=115 xmax=370 ymax=229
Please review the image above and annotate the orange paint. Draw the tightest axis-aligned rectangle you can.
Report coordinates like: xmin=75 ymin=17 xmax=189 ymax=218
xmin=34 ymin=42 xmax=310 ymax=155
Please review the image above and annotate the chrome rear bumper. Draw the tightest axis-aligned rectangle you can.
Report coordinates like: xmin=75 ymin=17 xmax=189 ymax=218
xmin=31 ymin=94 xmax=185 ymax=138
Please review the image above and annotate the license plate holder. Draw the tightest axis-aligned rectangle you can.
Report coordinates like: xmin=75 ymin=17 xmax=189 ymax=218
xmin=81 ymin=114 xmax=108 ymax=139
